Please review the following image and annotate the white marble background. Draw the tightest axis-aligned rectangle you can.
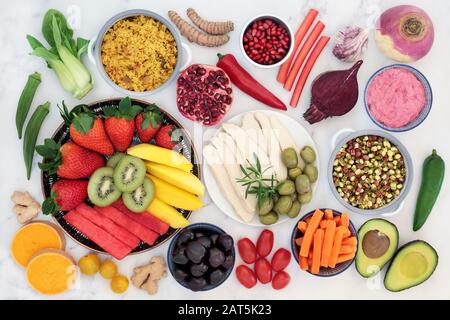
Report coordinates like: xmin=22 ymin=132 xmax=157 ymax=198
xmin=1 ymin=0 xmax=449 ymax=300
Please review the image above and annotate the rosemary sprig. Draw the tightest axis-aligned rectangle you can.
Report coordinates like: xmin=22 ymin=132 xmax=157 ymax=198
xmin=236 ymin=153 xmax=281 ymax=209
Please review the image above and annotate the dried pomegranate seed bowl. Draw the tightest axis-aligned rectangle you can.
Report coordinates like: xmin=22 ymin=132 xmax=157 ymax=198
xmin=240 ymin=14 xmax=294 ymax=68
xmin=327 ymin=129 xmax=414 ymax=216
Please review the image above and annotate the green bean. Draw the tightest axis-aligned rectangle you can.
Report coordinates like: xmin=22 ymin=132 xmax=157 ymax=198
xmin=16 ymin=72 xmax=41 ymax=139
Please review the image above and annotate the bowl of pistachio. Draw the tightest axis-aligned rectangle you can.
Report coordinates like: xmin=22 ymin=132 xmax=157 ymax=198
xmin=328 ymin=129 xmax=413 ymax=216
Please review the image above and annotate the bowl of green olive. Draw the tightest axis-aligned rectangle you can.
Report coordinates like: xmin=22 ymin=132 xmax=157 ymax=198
xmin=328 ymin=129 xmax=413 ymax=215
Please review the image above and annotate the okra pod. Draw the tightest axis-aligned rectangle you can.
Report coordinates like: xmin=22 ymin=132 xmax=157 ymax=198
xmin=16 ymin=72 xmax=41 ymax=139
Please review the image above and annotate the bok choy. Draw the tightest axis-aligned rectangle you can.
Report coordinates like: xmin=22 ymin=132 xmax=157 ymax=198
xmin=27 ymin=9 xmax=93 ymax=99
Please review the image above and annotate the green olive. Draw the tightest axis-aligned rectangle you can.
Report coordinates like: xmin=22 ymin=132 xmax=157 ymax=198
xmin=260 ymin=211 xmax=279 ymax=225
xmin=282 ymin=148 xmax=298 ymax=169
xmin=287 ymin=201 xmax=301 ymax=219
xmin=290 ymin=193 xmax=298 ymax=201
xmin=288 ymin=167 xmax=302 ymax=180
xmin=298 ymin=191 xmax=312 ymax=204
xmin=295 ymin=174 xmax=311 ymax=194
xmin=278 ymin=180 xmax=296 ymax=195
xmin=274 ymin=195 xmax=293 ymax=215
xmin=304 ymin=164 xmax=318 ymax=183
xmin=258 ymin=197 xmax=273 ymax=216
xmin=300 ymin=146 xmax=316 ymax=164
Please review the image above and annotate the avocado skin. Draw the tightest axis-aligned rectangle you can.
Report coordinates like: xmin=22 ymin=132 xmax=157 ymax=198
xmin=355 ymin=218 xmax=399 ymax=278
xmin=384 ymin=240 xmax=439 ymax=292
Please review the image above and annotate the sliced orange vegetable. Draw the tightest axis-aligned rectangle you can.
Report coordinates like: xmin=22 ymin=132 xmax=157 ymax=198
xmin=328 ymin=226 xmax=346 ymax=268
xmin=305 ymin=216 xmax=312 ymax=224
xmin=311 ymin=229 xmax=324 ymax=274
xmin=298 ymin=221 xmax=308 ymax=233
xmin=342 ymin=227 xmax=351 ymax=239
xmin=296 ymin=237 xmax=304 ymax=247
xmin=333 ymin=216 xmax=341 ymax=225
xmin=299 ymin=209 xmax=324 ymax=257
xmin=324 ymin=209 xmax=334 ymax=220
xmin=300 ymin=255 xmax=309 ymax=271
xmin=319 ymin=220 xmax=328 ymax=229
xmin=342 ymin=236 xmax=357 ymax=247
xmin=336 ymin=253 xmax=356 ymax=264
xmin=339 ymin=213 xmax=350 ymax=227
xmin=320 ymin=220 xmax=336 ymax=268
xmin=339 ymin=245 xmax=356 ymax=255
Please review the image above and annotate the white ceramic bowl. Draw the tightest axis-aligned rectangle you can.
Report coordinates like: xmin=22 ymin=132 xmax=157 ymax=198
xmin=240 ymin=14 xmax=294 ymax=69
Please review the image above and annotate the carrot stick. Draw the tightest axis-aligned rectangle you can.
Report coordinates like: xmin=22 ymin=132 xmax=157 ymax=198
xmin=296 ymin=237 xmax=304 ymax=246
xmin=311 ymin=229 xmax=324 ymax=274
xmin=305 ymin=216 xmax=312 ymax=224
xmin=333 ymin=216 xmax=341 ymax=225
xmin=300 ymin=255 xmax=309 ymax=270
xmin=336 ymin=253 xmax=356 ymax=264
xmin=342 ymin=236 xmax=357 ymax=247
xmin=277 ymin=9 xmax=319 ymax=84
xmin=319 ymin=220 xmax=327 ymax=229
xmin=289 ymin=35 xmax=330 ymax=107
xmin=298 ymin=221 xmax=308 ymax=233
xmin=328 ymin=226 xmax=346 ymax=268
xmin=324 ymin=209 xmax=334 ymax=220
xmin=339 ymin=245 xmax=356 ymax=255
xmin=320 ymin=220 xmax=336 ymax=267
xmin=339 ymin=213 xmax=350 ymax=228
xmin=300 ymin=209 xmax=324 ymax=257
xmin=342 ymin=227 xmax=351 ymax=239
xmin=284 ymin=20 xmax=325 ymax=91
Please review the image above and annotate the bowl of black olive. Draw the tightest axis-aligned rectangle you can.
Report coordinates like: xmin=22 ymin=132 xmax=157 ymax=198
xmin=167 ymin=223 xmax=235 ymax=291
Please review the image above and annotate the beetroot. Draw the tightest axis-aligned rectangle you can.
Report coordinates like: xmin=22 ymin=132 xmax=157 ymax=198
xmin=176 ymin=64 xmax=233 ymax=126
xmin=303 ymin=60 xmax=363 ymax=124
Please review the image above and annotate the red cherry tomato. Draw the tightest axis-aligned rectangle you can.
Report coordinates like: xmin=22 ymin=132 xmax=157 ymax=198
xmin=271 ymin=248 xmax=291 ymax=272
xmin=256 ymin=229 xmax=274 ymax=257
xmin=236 ymin=265 xmax=257 ymax=288
xmin=238 ymin=238 xmax=257 ymax=264
xmin=272 ymin=271 xmax=290 ymax=290
xmin=254 ymin=258 xmax=272 ymax=284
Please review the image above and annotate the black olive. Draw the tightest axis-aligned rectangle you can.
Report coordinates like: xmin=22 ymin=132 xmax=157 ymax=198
xmin=174 ymin=267 xmax=189 ymax=282
xmin=208 ymin=247 xmax=225 ymax=268
xmin=209 ymin=269 xmax=225 ymax=285
xmin=172 ymin=246 xmax=189 ymax=265
xmin=187 ymin=277 xmax=207 ymax=292
xmin=197 ymin=236 xmax=212 ymax=248
xmin=190 ymin=262 xmax=209 ymax=277
xmin=210 ymin=233 xmax=219 ymax=245
xmin=216 ymin=234 xmax=234 ymax=252
xmin=195 ymin=231 xmax=205 ymax=239
xmin=186 ymin=241 xmax=206 ymax=264
xmin=177 ymin=230 xmax=195 ymax=246
xmin=222 ymin=254 xmax=234 ymax=269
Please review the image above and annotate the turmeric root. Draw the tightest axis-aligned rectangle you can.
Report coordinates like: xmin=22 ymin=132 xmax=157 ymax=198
xmin=131 ymin=256 xmax=167 ymax=295
xmin=186 ymin=8 xmax=234 ymax=35
xmin=11 ymin=191 xmax=40 ymax=224
xmin=168 ymin=10 xmax=229 ymax=47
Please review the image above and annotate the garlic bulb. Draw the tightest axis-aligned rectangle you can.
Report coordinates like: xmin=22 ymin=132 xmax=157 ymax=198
xmin=332 ymin=26 xmax=368 ymax=63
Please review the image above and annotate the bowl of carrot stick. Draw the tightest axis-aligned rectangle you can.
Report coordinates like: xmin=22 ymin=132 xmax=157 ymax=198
xmin=291 ymin=208 xmax=358 ymax=277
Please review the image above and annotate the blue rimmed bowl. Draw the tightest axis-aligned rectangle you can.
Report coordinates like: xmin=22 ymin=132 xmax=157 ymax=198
xmin=167 ymin=223 xmax=235 ymax=292
xmin=291 ymin=209 xmax=358 ymax=277
xmin=364 ymin=64 xmax=432 ymax=132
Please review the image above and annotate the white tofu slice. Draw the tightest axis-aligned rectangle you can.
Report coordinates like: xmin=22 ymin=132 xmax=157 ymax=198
xmin=241 ymin=113 xmax=268 ymax=154
xmin=203 ymin=145 xmax=255 ymax=223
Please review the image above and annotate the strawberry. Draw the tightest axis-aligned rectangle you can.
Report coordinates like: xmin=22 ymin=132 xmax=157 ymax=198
xmin=155 ymin=124 xmax=182 ymax=149
xmin=59 ymin=102 xmax=114 ymax=155
xmin=135 ymin=104 xmax=163 ymax=142
xmin=104 ymin=97 xmax=142 ymax=151
xmin=42 ymin=179 xmax=88 ymax=215
xmin=37 ymin=139 xmax=105 ymax=179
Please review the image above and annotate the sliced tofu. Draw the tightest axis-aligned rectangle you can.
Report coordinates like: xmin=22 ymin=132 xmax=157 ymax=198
xmin=241 ymin=113 xmax=268 ymax=154
xmin=254 ymin=112 xmax=287 ymax=180
xmin=203 ymin=145 xmax=255 ymax=223
xmin=210 ymin=135 xmax=257 ymax=214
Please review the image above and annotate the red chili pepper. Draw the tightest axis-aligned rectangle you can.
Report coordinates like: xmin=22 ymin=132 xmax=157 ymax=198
xmin=216 ymin=53 xmax=287 ymax=111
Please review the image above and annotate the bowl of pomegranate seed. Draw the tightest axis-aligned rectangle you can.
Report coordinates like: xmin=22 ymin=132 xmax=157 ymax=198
xmin=240 ymin=14 xmax=294 ymax=68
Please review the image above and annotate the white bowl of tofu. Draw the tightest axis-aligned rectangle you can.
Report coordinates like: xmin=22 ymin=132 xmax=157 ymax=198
xmin=203 ymin=110 xmax=319 ymax=226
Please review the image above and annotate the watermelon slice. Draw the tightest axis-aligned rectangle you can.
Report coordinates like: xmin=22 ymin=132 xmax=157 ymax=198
xmin=111 ymin=199 xmax=169 ymax=235
xmin=94 ymin=206 xmax=159 ymax=245
xmin=76 ymin=203 xmax=141 ymax=248
xmin=64 ymin=210 xmax=133 ymax=260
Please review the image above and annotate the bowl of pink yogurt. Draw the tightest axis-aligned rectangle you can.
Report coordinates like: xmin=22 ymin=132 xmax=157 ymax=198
xmin=364 ymin=64 xmax=432 ymax=132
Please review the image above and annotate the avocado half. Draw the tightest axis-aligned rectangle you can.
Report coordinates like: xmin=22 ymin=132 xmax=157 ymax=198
xmin=356 ymin=219 xmax=399 ymax=278
xmin=384 ymin=240 xmax=438 ymax=292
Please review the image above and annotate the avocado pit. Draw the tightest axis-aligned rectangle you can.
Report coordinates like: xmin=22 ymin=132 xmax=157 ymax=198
xmin=362 ymin=230 xmax=390 ymax=259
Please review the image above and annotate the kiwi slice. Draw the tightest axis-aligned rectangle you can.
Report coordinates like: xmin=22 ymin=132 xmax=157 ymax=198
xmin=122 ymin=177 xmax=155 ymax=213
xmin=88 ymin=167 xmax=122 ymax=206
xmin=113 ymin=155 xmax=146 ymax=192
xmin=107 ymin=152 xmax=125 ymax=168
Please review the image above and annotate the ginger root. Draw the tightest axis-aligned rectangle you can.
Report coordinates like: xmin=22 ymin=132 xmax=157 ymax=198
xmin=131 ymin=256 xmax=167 ymax=295
xmin=11 ymin=191 xmax=41 ymax=224
xmin=186 ymin=8 xmax=234 ymax=35
xmin=168 ymin=10 xmax=229 ymax=47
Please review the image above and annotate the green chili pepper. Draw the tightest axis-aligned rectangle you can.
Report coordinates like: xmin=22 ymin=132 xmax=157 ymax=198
xmin=23 ymin=102 xmax=50 ymax=179
xmin=16 ymin=72 xmax=42 ymax=139
xmin=413 ymin=149 xmax=445 ymax=231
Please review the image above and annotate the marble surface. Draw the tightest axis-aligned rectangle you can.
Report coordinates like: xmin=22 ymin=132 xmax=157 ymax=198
xmin=1 ymin=0 xmax=449 ymax=300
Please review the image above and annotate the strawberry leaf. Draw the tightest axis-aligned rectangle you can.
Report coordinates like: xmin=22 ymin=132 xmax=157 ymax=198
xmin=118 ymin=96 xmax=131 ymax=112
xmin=73 ymin=113 xmax=94 ymax=135
xmin=103 ymin=106 xmax=117 ymax=118
xmin=42 ymin=192 xmax=60 ymax=215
